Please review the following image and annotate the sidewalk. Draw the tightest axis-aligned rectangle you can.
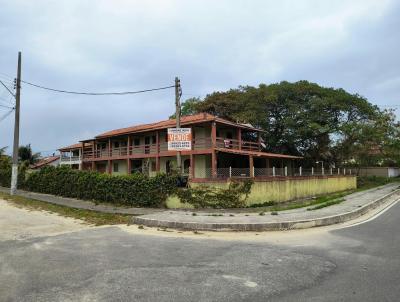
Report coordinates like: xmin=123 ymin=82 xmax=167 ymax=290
xmin=0 ymin=187 xmax=162 ymax=216
xmin=1 ymin=184 xmax=399 ymax=231
xmin=134 ymin=183 xmax=400 ymax=231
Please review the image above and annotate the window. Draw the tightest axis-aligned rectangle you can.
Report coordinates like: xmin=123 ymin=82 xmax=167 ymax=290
xmin=134 ymin=138 xmax=140 ymax=146
xmin=152 ymin=135 xmax=157 ymax=144
xmin=114 ymin=142 xmax=120 ymax=148
xmin=113 ymin=163 xmax=119 ymax=172
xmin=151 ymin=161 xmax=156 ymax=171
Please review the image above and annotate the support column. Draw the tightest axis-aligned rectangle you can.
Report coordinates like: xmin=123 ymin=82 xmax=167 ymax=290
xmin=211 ymin=122 xmax=217 ymax=148
xmin=127 ymin=136 xmax=131 ymax=175
xmin=211 ymin=122 xmax=217 ymax=178
xmin=156 ymin=131 xmax=160 ymax=172
xmin=108 ymin=138 xmax=112 ymax=174
xmin=190 ymin=153 xmax=195 ymax=178
xmin=257 ymin=132 xmax=262 ymax=151
xmin=211 ymin=151 xmax=217 ymax=178
xmin=237 ymin=128 xmax=242 ymax=150
xmin=108 ymin=160 xmax=112 ymax=174
xmin=249 ymin=155 xmax=254 ymax=178
xmin=80 ymin=142 xmax=84 ymax=170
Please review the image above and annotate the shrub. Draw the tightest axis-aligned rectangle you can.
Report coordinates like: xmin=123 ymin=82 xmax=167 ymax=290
xmin=0 ymin=158 xmax=26 ymax=188
xmin=176 ymin=179 xmax=253 ymax=208
xmin=23 ymin=166 xmax=178 ymax=207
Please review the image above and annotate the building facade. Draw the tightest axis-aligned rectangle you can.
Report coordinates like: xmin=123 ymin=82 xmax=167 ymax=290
xmin=59 ymin=113 xmax=301 ymax=179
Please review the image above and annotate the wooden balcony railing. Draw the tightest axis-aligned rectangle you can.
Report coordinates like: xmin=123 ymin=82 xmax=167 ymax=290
xmin=215 ymin=137 xmax=260 ymax=151
xmin=82 ymin=136 xmax=261 ymax=160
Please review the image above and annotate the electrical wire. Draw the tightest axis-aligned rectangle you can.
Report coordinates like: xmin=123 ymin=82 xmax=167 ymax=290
xmin=0 ymin=108 xmax=14 ymax=123
xmin=0 ymin=79 xmax=15 ymax=98
xmin=0 ymin=104 xmax=14 ymax=110
xmin=21 ymin=80 xmax=175 ymax=96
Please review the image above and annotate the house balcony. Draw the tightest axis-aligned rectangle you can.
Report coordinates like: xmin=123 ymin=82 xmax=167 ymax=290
xmin=60 ymin=155 xmax=82 ymax=165
xmin=82 ymin=137 xmax=261 ymax=160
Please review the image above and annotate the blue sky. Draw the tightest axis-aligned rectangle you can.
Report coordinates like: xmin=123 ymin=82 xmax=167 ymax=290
xmin=0 ymin=0 xmax=399 ymax=155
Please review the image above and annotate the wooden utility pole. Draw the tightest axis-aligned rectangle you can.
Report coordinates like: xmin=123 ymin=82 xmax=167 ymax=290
xmin=10 ymin=52 xmax=21 ymax=195
xmin=175 ymin=77 xmax=182 ymax=173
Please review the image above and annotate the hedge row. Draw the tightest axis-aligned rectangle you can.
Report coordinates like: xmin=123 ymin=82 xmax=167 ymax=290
xmin=0 ymin=165 xmax=26 ymax=188
xmin=0 ymin=167 xmax=11 ymax=187
xmin=23 ymin=166 xmax=178 ymax=207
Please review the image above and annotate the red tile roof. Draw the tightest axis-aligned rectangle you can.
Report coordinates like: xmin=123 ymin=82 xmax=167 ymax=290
xmin=30 ymin=156 xmax=60 ymax=169
xmin=95 ymin=113 xmax=264 ymax=139
xmin=59 ymin=142 xmax=92 ymax=151
xmin=215 ymin=148 xmax=303 ymax=159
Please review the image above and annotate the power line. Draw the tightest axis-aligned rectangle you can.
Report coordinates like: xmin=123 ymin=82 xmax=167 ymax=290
xmin=0 ymin=72 xmax=13 ymax=80
xmin=0 ymin=103 xmax=14 ymax=110
xmin=0 ymin=79 xmax=15 ymax=98
xmin=0 ymin=108 xmax=14 ymax=123
xmin=21 ymin=80 xmax=175 ymax=96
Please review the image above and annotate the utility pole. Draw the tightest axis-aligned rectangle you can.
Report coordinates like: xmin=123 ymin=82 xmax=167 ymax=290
xmin=175 ymin=77 xmax=182 ymax=173
xmin=10 ymin=52 xmax=21 ymax=195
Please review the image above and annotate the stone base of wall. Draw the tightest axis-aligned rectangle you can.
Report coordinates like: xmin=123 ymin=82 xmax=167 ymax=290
xmin=166 ymin=175 xmax=357 ymax=208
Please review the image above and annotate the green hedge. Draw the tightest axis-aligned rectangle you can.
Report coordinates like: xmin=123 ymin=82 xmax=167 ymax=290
xmin=0 ymin=164 xmax=26 ymax=188
xmin=0 ymin=167 xmax=11 ymax=187
xmin=23 ymin=166 xmax=178 ymax=207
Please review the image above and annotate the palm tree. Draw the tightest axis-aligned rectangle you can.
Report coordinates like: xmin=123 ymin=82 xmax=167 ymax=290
xmin=18 ymin=144 xmax=40 ymax=165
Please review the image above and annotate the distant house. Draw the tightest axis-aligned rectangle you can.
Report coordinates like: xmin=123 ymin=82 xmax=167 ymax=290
xmin=29 ymin=155 xmax=60 ymax=170
xmin=58 ymin=113 xmax=301 ymax=179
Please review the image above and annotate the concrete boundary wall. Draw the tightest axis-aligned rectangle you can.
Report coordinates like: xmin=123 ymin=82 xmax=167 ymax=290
xmin=357 ymin=167 xmax=400 ymax=178
xmin=166 ymin=175 xmax=357 ymax=208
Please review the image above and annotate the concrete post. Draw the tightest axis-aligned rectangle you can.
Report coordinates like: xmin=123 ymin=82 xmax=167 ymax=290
xmin=312 ymin=167 xmax=314 ymax=175
xmin=299 ymin=166 xmax=302 ymax=176
xmin=344 ymin=168 xmax=346 ymax=175
xmin=330 ymin=168 xmax=332 ymax=175
xmin=284 ymin=166 xmax=288 ymax=176
xmin=338 ymin=168 xmax=340 ymax=175
xmin=229 ymin=166 xmax=232 ymax=178
xmin=272 ymin=166 xmax=276 ymax=177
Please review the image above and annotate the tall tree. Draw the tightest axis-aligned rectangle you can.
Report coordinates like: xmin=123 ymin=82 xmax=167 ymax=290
xmin=174 ymin=81 xmax=396 ymax=167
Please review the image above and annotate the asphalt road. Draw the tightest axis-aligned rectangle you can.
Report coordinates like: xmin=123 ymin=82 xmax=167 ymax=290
xmin=1 ymin=200 xmax=399 ymax=302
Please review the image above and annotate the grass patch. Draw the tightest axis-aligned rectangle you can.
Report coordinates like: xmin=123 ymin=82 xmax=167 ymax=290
xmin=307 ymin=198 xmax=345 ymax=211
xmin=267 ymin=191 xmax=352 ymax=212
xmin=0 ymin=191 xmax=132 ymax=226
xmin=247 ymin=200 xmax=276 ymax=208
xmin=357 ymin=176 xmax=400 ymax=191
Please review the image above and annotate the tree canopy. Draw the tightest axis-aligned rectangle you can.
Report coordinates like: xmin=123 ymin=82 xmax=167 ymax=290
xmin=18 ymin=144 xmax=40 ymax=166
xmin=176 ymin=81 xmax=399 ymax=167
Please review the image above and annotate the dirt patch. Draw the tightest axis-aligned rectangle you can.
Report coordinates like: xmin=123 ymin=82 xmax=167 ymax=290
xmin=0 ymin=199 xmax=91 ymax=241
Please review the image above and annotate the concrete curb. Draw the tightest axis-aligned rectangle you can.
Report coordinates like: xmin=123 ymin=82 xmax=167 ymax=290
xmin=133 ymin=189 xmax=400 ymax=231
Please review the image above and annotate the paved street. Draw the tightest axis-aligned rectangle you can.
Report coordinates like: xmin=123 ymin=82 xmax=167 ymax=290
xmin=0 ymin=198 xmax=399 ymax=302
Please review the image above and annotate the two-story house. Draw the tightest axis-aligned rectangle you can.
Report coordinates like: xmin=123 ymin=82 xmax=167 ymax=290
xmin=59 ymin=113 xmax=301 ymax=179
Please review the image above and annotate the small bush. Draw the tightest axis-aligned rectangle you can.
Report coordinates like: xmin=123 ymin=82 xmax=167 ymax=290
xmin=176 ymin=179 xmax=253 ymax=208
